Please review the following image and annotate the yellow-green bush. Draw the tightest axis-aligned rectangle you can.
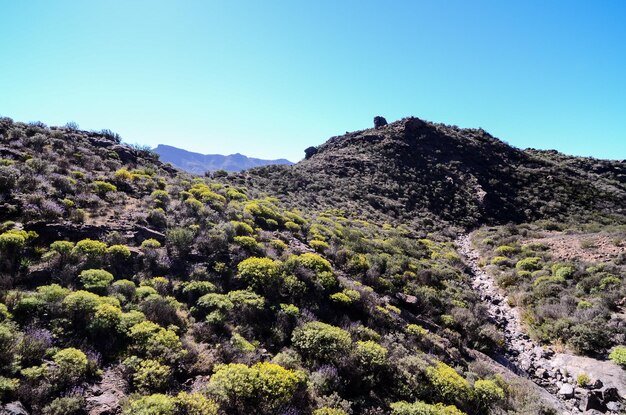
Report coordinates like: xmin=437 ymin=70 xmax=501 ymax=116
xmin=292 ymin=321 xmax=351 ymax=363
xmin=237 ymin=257 xmax=281 ymax=289
xmin=206 ymin=362 xmax=306 ymax=414
xmin=426 ymin=362 xmax=471 ymax=404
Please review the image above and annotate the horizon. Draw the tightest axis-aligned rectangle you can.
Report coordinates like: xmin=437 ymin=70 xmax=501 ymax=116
xmin=1 ymin=1 xmax=625 ymax=162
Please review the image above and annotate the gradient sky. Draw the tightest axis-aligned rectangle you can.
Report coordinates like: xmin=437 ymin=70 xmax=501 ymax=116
xmin=1 ymin=1 xmax=625 ymax=162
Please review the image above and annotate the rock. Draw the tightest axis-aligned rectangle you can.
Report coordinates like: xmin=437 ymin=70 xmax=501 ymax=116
xmin=535 ymin=368 xmax=548 ymax=379
xmin=304 ymin=146 xmax=318 ymax=160
xmin=558 ymin=383 xmax=575 ymax=399
xmin=589 ymin=378 xmax=603 ymax=389
xmin=606 ymin=400 xmax=622 ymax=412
xmin=599 ymin=386 xmax=619 ymax=403
xmin=1 ymin=402 xmax=29 ymax=415
xmin=579 ymin=390 xmax=606 ymax=412
xmin=373 ymin=116 xmax=388 ymax=128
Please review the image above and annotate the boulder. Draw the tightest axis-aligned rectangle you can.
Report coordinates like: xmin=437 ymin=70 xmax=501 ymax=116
xmin=1 ymin=402 xmax=29 ymax=415
xmin=579 ymin=390 xmax=606 ymax=412
xmin=557 ymin=383 xmax=575 ymax=399
xmin=373 ymin=116 xmax=388 ymax=129
xmin=606 ymin=400 xmax=622 ymax=412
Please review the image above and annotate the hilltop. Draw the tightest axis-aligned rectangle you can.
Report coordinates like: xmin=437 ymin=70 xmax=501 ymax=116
xmin=230 ymin=117 xmax=626 ymax=230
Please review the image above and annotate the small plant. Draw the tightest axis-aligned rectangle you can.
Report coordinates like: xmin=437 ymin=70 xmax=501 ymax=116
xmin=609 ymin=346 xmax=626 ymax=368
xmin=577 ymin=373 xmax=590 ymax=387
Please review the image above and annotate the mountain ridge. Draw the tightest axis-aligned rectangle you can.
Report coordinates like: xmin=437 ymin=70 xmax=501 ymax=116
xmin=153 ymin=143 xmax=293 ymax=174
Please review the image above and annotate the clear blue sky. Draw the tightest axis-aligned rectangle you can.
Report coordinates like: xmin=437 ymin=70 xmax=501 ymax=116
xmin=1 ymin=1 xmax=625 ymax=161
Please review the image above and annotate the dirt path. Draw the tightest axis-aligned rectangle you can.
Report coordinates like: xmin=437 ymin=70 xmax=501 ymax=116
xmin=457 ymin=234 xmax=625 ymax=414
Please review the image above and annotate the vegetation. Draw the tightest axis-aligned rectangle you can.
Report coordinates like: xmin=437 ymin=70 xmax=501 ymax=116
xmin=0 ymin=116 xmax=623 ymax=413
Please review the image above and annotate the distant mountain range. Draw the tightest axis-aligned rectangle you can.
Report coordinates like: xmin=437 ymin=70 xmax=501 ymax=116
xmin=153 ymin=144 xmax=293 ymax=174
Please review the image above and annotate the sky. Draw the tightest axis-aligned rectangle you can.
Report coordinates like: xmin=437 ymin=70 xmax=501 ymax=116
xmin=1 ymin=1 xmax=625 ymax=162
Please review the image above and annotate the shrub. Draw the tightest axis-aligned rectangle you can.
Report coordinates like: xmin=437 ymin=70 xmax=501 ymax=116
xmin=354 ymin=340 xmax=387 ymax=369
xmin=89 ymin=303 xmax=123 ymax=333
xmin=128 ymin=321 xmax=186 ymax=364
xmin=237 ymin=257 xmax=281 ymax=289
xmin=93 ymin=180 xmax=117 ymax=196
xmin=494 ymin=245 xmax=517 ymax=256
xmin=314 ymin=409 xmax=348 ymax=415
xmin=230 ymin=220 xmax=255 ymax=236
xmin=206 ymin=362 xmax=306 ymax=414
xmin=167 ymin=227 xmax=195 ymax=256
xmin=577 ymin=373 xmax=590 ymax=387
xmin=473 ymin=379 xmax=505 ymax=406
xmin=0 ymin=229 xmax=27 ymax=251
xmin=174 ymin=392 xmax=219 ymax=415
xmin=234 ymin=236 xmax=261 ymax=251
xmin=73 ymin=239 xmax=107 ymax=262
xmin=43 ymin=396 xmax=85 ymax=415
xmin=390 ymin=400 xmax=466 ymax=415
xmin=426 ymin=362 xmax=471 ymax=404
xmin=124 ymin=394 xmax=176 ymax=415
xmin=286 ymin=253 xmax=337 ymax=290
xmin=0 ymin=377 xmax=19 ymax=401
xmin=609 ymin=346 xmax=626 ymax=367
xmin=292 ymin=321 xmax=352 ymax=363
xmin=310 ymin=239 xmax=330 ymax=252
xmin=63 ymin=290 xmax=119 ymax=318
xmin=141 ymin=238 xmax=162 ymax=249
xmin=132 ymin=359 xmax=172 ymax=392
xmin=79 ymin=269 xmax=114 ymax=292
xmin=51 ymin=348 xmax=88 ymax=385
xmin=515 ymin=257 xmax=542 ymax=271
xmin=107 ymin=244 xmax=131 ymax=260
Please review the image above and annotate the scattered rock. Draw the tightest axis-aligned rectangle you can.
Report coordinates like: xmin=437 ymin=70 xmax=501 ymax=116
xmin=558 ymin=383 xmax=575 ymax=399
xmin=0 ymin=402 xmax=29 ymax=415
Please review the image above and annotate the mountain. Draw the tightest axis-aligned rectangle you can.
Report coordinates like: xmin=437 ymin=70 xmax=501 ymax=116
xmin=231 ymin=117 xmax=626 ymax=230
xmin=0 ymin=116 xmax=624 ymax=415
xmin=153 ymin=144 xmax=293 ymax=174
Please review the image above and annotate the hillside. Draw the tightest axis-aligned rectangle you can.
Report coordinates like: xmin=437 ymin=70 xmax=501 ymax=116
xmin=154 ymin=144 xmax=293 ymax=174
xmin=230 ymin=117 xmax=626 ymax=230
xmin=0 ymin=116 xmax=624 ymax=415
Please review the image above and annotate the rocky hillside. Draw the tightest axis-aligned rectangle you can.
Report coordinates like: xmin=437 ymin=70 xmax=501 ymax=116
xmin=154 ymin=144 xmax=293 ymax=174
xmin=230 ymin=117 xmax=626 ymax=230
xmin=0 ymin=116 xmax=623 ymax=415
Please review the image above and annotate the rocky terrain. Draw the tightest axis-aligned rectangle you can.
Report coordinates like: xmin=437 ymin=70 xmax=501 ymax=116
xmin=458 ymin=234 xmax=626 ymax=414
xmin=0 ymin=116 xmax=624 ymax=415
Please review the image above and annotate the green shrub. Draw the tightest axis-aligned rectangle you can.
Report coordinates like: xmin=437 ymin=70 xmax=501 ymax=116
xmin=206 ymin=362 xmax=306 ymax=414
xmin=234 ymin=235 xmax=261 ymax=250
xmin=577 ymin=373 xmax=590 ymax=387
xmin=354 ymin=340 xmax=387 ymax=368
xmin=494 ymin=245 xmax=517 ymax=256
xmin=390 ymin=400 xmax=466 ymax=415
xmin=237 ymin=257 xmax=281 ymax=289
xmin=515 ymin=257 xmax=542 ymax=271
xmin=124 ymin=394 xmax=176 ymax=415
xmin=426 ymin=362 xmax=471 ymax=404
xmin=609 ymin=346 xmax=626 ymax=367
xmin=473 ymin=379 xmax=505 ymax=405
xmin=128 ymin=321 xmax=186 ymax=364
xmin=174 ymin=392 xmax=219 ymax=415
xmin=51 ymin=348 xmax=89 ymax=385
xmin=0 ymin=377 xmax=18 ymax=401
xmin=43 ymin=396 xmax=85 ymax=415
xmin=314 ymin=409 xmax=348 ymax=415
xmin=107 ymin=244 xmax=131 ymax=259
xmin=286 ymin=253 xmax=337 ymax=289
xmin=89 ymin=303 xmax=123 ymax=333
xmin=73 ymin=238 xmax=107 ymax=261
xmin=93 ymin=180 xmax=117 ymax=196
xmin=230 ymin=220 xmax=254 ymax=235
xmin=132 ymin=359 xmax=172 ymax=392
xmin=310 ymin=239 xmax=330 ymax=252
xmin=49 ymin=240 xmax=75 ymax=257
xmin=141 ymin=238 xmax=162 ymax=249
xmin=79 ymin=269 xmax=114 ymax=292
xmin=491 ymin=256 xmax=510 ymax=266
xmin=292 ymin=321 xmax=352 ymax=363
